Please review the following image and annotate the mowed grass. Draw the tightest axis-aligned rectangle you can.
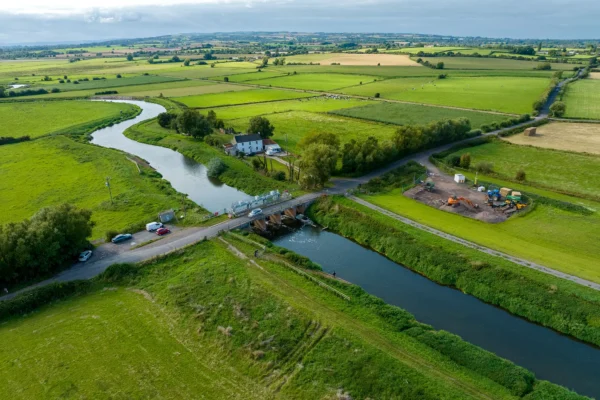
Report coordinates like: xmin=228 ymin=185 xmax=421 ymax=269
xmin=338 ymin=76 xmax=550 ymax=114
xmin=245 ymin=73 xmax=379 ymax=91
xmin=0 ymin=100 xmax=138 ymax=138
xmin=174 ymin=89 xmax=315 ymax=108
xmin=563 ymin=79 xmax=600 ymax=119
xmin=0 ymin=136 xmax=187 ymax=239
xmin=0 ymin=288 xmax=270 ymax=400
xmin=331 ymin=101 xmax=513 ymax=128
xmin=227 ymin=111 xmax=397 ymax=154
xmin=362 ymin=190 xmax=600 ymax=283
xmin=446 ymin=141 xmax=600 ymax=198
xmin=419 ymin=56 xmax=577 ymax=70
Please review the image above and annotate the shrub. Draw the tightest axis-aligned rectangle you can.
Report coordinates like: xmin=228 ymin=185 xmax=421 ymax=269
xmin=447 ymin=155 xmax=461 ymax=167
xmin=475 ymin=162 xmax=494 ymax=174
xmin=516 ymin=169 xmax=526 ymax=181
xmin=207 ymin=157 xmax=227 ymax=178
xmin=480 ymin=124 xmax=492 ymax=133
xmin=105 ymin=230 xmax=119 ymax=243
xmin=550 ymin=101 xmax=566 ymax=117
xmin=374 ymin=92 xmax=380 ymax=98
xmin=224 ymin=77 xmax=229 ymax=82
xmin=157 ymin=112 xmax=176 ymax=129
xmin=270 ymin=170 xmax=286 ymax=181
xmin=459 ymin=153 xmax=471 ymax=169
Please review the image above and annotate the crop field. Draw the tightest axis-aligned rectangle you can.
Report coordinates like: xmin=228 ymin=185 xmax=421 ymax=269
xmin=0 ymin=100 xmax=137 ymax=138
xmin=0 ymin=136 xmax=188 ymax=239
xmin=331 ymin=101 xmax=513 ymax=128
xmin=22 ymin=75 xmax=182 ymax=92
xmin=399 ymin=46 xmax=472 ymax=54
xmin=562 ymin=79 xmax=600 ymax=119
xmin=245 ymin=72 xmax=380 ymax=91
xmin=338 ymin=76 xmax=549 ymax=114
xmin=224 ymin=70 xmax=288 ymax=82
xmin=419 ymin=56 xmax=576 ymax=70
xmin=213 ymin=97 xmax=375 ymax=120
xmin=173 ymin=89 xmax=315 ymax=108
xmin=226 ymin=110 xmax=397 ymax=154
xmin=589 ymin=72 xmax=600 ymax=79
xmin=152 ymin=65 xmax=259 ymax=79
xmin=284 ymin=53 xmax=421 ymax=66
xmin=446 ymin=141 xmax=600 ymax=198
xmin=505 ymin=122 xmax=600 ymax=155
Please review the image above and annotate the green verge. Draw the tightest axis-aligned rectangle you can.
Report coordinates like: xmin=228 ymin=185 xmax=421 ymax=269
xmin=308 ymin=196 xmax=600 ymax=349
xmin=0 ymin=239 xmax=588 ymax=399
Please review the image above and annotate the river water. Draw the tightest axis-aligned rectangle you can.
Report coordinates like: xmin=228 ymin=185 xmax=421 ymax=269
xmin=274 ymin=225 xmax=600 ymax=399
xmin=90 ymin=100 xmax=248 ymax=212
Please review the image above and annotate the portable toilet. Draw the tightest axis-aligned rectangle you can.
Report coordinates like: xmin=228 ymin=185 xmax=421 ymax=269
xmin=454 ymin=174 xmax=466 ymax=184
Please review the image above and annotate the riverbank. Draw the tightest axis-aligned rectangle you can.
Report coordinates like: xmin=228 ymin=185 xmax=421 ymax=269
xmin=307 ymin=196 xmax=600 ymax=350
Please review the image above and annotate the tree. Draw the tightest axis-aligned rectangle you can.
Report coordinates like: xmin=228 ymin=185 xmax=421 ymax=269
xmin=171 ymin=55 xmax=181 ymax=62
xmin=203 ymin=52 xmax=214 ymax=60
xmin=183 ymin=58 xmax=191 ymax=66
xmin=157 ymin=112 xmax=176 ymax=129
xmin=515 ymin=170 xmax=526 ymax=181
xmin=374 ymin=92 xmax=381 ymax=98
xmin=207 ymin=158 xmax=227 ymax=178
xmin=0 ymin=87 xmax=5 ymax=98
xmin=459 ymin=153 xmax=471 ymax=169
xmin=549 ymin=101 xmax=566 ymax=117
xmin=206 ymin=110 xmax=224 ymax=129
xmin=126 ymin=54 xmax=134 ymax=61
xmin=537 ymin=42 xmax=542 ymax=52
xmin=535 ymin=62 xmax=551 ymax=70
xmin=224 ymin=76 xmax=229 ymax=82
xmin=299 ymin=143 xmax=338 ymax=189
xmin=116 ymin=74 xmax=122 ymax=78
xmin=247 ymin=116 xmax=274 ymax=138
xmin=176 ymin=109 xmax=212 ymax=138
xmin=436 ymin=62 xmax=445 ymax=69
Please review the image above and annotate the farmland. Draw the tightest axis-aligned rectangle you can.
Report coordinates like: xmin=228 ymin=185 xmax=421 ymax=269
xmin=0 ymin=100 xmax=138 ymax=138
xmin=562 ymin=79 xmax=600 ymax=119
xmin=505 ymin=122 xmax=600 ymax=154
xmin=244 ymin=72 xmax=380 ymax=91
xmin=338 ymin=76 xmax=550 ymax=114
xmin=419 ymin=56 xmax=577 ymax=70
xmin=283 ymin=53 xmax=421 ymax=66
xmin=173 ymin=89 xmax=315 ymax=108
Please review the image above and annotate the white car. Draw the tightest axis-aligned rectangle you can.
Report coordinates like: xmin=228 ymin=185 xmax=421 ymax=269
xmin=78 ymin=250 xmax=93 ymax=262
xmin=145 ymin=222 xmax=163 ymax=232
xmin=248 ymin=208 xmax=263 ymax=218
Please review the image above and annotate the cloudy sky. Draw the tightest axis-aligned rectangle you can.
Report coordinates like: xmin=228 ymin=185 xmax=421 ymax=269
xmin=1 ymin=0 xmax=599 ymax=45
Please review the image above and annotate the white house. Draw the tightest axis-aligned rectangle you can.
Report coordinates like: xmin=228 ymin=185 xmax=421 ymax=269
xmin=232 ymin=134 xmax=264 ymax=155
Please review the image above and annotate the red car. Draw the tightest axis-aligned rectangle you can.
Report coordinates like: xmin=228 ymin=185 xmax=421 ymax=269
xmin=156 ymin=227 xmax=171 ymax=236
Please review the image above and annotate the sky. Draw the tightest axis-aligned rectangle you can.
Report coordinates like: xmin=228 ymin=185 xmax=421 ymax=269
xmin=1 ymin=0 xmax=599 ymax=45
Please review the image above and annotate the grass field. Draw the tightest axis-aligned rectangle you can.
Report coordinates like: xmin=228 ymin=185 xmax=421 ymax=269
xmin=331 ymin=101 xmax=514 ymax=128
xmin=225 ymin=70 xmax=288 ymax=82
xmin=419 ymin=57 xmax=577 ymax=70
xmin=505 ymin=122 xmax=600 ymax=155
xmin=0 ymin=136 xmax=193 ymax=239
xmin=0 ymin=100 xmax=138 ymax=138
xmin=563 ymin=79 xmax=600 ymax=119
xmin=22 ymin=75 xmax=182 ymax=92
xmin=226 ymin=110 xmax=398 ymax=154
xmin=446 ymin=140 xmax=600 ymax=198
xmin=173 ymin=89 xmax=315 ymax=108
xmin=283 ymin=53 xmax=421 ymax=66
xmin=338 ymin=76 xmax=550 ymax=114
xmin=245 ymin=72 xmax=380 ymax=91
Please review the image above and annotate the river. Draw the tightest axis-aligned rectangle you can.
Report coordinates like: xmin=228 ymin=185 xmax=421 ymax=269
xmin=274 ymin=225 xmax=600 ymax=399
xmin=90 ymin=100 xmax=248 ymax=212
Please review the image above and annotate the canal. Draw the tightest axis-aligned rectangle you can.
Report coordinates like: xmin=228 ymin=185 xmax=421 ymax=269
xmin=274 ymin=225 xmax=600 ymax=399
xmin=90 ymin=100 xmax=248 ymax=212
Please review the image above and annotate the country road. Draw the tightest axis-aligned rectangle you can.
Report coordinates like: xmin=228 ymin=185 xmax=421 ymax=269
xmin=1 ymin=71 xmax=587 ymax=301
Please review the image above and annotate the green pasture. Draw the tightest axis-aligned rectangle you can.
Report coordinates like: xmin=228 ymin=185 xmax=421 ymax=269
xmin=225 ymin=70 xmax=288 ymax=82
xmin=174 ymin=89 xmax=314 ymax=108
xmin=338 ymin=76 xmax=550 ymax=114
xmin=446 ymin=141 xmax=600 ymax=198
xmin=0 ymin=136 xmax=190 ymax=239
xmin=244 ymin=72 xmax=379 ymax=91
xmin=0 ymin=100 xmax=137 ymax=138
xmin=331 ymin=101 xmax=514 ymax=128
xmin=563 ymin=79 xmax=600 ymax=119
xmin=152 ymin=65 xmax=258 ymax=79
xmin=419 ymin=56 xmax=576 ymax=70
xmin=21 ymin=75 xmax=182 ymax=92
xmin=400 ymin=47 xmax=473 ymax=54
xmin=125 ymin=82 xmax=247 ymax=98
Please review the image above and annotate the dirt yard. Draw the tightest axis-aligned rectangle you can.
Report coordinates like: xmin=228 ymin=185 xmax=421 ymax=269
xmin=404 ymin=171 xmax=508 ymax=223
xmin=318 ymin=53 xmax=421 ymax=66
xmin=505 ymin=122 xmax=600 ymax=155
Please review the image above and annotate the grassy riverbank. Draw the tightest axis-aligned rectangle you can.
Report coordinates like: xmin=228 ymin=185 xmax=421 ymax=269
xmin=0 ymin=238 xmax=587 ymax=399
xmin=308 ymin=196 xmax=600 ymax=350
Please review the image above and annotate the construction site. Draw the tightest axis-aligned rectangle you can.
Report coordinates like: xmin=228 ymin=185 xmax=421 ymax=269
xmin=404 ymin=170 xmax=528 ymax=223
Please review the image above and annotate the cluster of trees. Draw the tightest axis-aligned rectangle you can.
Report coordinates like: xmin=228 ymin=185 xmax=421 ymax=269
xmin=0 ymin=135 xmax=31 ymax=146
xmin=0 ymin=87 xmax=59 ymax=98
xmin=247 ymin=116 xmax=275 ymax=138
xmin=157 ymin=109 xmax=224 ymax=138
xmin=0 ymin=204 xmax=94 ymax=287
xmin=415 ymin=58 xmax=444 ymax=69
xmin=271 ymin=57 xmax=286 ymax=66
xmin=550 ymin=101 xmax=566 ymax=117
xmin=535 ymin=62 xmax=552 ymax=70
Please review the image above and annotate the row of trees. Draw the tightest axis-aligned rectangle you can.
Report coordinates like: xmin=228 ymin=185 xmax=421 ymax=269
xmin=157 ymin=109 xmax=225 ymax=138
xmin=0 ymin=204 xmax=94 ymax=287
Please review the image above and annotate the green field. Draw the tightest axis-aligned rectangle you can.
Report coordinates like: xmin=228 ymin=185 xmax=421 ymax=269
xmin=245 ymin=72 xmax=380 ymax=91
xmin=563 ymin=79 xmax=600 ymax=119
xmin=21 ymin=75 xmax=182 ymax=92
xmin=419 ymin=57 xmax=577 ymax=70
xmin=446 ymin=141 xmax=600 ymax=198
xmin=224 ymin=70 xmax=288 ymax=82
xmin=0 ymin=136 xmax=194 ymax=239
xmin=227 ymin=110 xmax=398 ymax=154
xmin=0 ymin=100 xmax=138 ymax=138
xmin=331 ymin=101 xmax=514 ymax=128
xmin=338 ymin=76 xmax=550 ymax=114
xmin=174 ymin=89 xmax=315 ymax=108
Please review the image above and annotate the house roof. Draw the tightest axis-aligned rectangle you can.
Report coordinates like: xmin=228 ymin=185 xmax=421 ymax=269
xmin=234 ymin=134 xmax=262 ymax=143
xmin=223 ymin=143 xmax=233 ymax=148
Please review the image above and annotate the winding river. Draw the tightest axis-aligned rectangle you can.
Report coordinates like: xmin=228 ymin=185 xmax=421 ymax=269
xmin=90 ymin=100 xmax=248 ymax=212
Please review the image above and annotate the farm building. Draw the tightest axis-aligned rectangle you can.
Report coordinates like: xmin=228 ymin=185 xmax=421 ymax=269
xmin=224 ymin=135 xmax=281 ymax=156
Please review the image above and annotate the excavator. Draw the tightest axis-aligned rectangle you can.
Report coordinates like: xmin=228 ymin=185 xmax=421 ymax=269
xmin=447 ymin=196 xmax=479 ymax=209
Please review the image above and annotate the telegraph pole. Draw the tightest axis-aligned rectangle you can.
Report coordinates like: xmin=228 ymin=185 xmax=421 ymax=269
xmin=105 ymin=177 xmax=113 ymax=204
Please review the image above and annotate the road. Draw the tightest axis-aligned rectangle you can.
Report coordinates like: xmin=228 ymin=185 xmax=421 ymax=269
xmin=1 ymin=72 xmax=586 ymax=300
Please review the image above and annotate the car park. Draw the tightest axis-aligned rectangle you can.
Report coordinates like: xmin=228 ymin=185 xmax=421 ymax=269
xmin=111 ymin=233 xmax=133 ymax=244
xmin=78 ymin=250 xmax=93 ymax=262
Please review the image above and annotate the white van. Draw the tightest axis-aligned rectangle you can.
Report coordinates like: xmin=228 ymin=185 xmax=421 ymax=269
xmin=146 ymin=222 xmax=163 ymax=232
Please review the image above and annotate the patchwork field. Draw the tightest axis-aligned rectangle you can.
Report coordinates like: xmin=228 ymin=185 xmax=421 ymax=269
xmin=21 ymin=75 xmax=182 ymax=92
xmin=0 ymin=100 xmax=138 ymax=138
xmin=0 ymin=136 xmax=189 ymax=238
xmin=284 ymin=53 xmax=421 ymax=66
xmin=419 ymin=56 xmax=577 ymax=70
xmin=505 ymin=122 xmax=600 ymax=155
xmin=174 ymin=89 xmax=315 ymax=108
xmin=338 ymin=76 xmax=549 ymax=114
xmin=225 ymin=70 xmax=288 ymax=82
xmin=245 ymin=72 xmax=379 ymax=91
xmin=331 ymin=101 xmax=514 ymax=128
xmin=563 ymin=79 xmax=600 ymax=119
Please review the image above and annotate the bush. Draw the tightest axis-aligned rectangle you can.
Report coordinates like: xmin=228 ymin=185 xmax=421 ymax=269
xmin=447 ymin=155 xmax=461 ymax=167
xmin=207 ymin=157 xmax=227 ymax=178
xmin=98 ymin=263 xmax=139 ymax=283
xmin=480 ymin=124 xmax=492 ymax=133
xmin=516 ymin=169 xmax=526 ymax=181
xmin=270 ymin=170 xmax=286 ymax=181
xmin=550 ymin=101 xmax=566 ymax=117
xmin=95 ymin=90 xmax=118 ymax=95
xmin=524 ymin=381 xmax=589 ymax=400
xmin=475 ymin=162 xmax=494 ymax=174
xmin=105 ymin=230 xmax=119 ymax=243
xmin=374 ymin=92 xmax=380 ymax=98
xmin=157 ymin=112 xmax=176 ymax=129
xmin=459 ymin=153 xmax=471 ymax=169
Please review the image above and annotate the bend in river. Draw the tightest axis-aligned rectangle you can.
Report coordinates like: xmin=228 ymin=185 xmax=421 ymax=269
xmin=90 ymin=100 xmax=248 ymax=212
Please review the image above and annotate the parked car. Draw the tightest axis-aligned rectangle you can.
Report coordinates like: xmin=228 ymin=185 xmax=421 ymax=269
xmin=156 ymin=227 xmax=171 ymax=236
xmin=145 ymin=222 xmax=163 ymax=232
xmin=78 ymin=250 xmax=93 ymax=262
xmin=111 ymin=233 xmax=133 ymax=244
xmin=248 ymin=208 xmax=263 ymax=218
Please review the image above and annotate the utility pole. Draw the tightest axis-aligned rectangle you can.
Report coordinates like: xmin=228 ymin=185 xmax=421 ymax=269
xmin=105 ymin=177 xmax=113 ymax=204
xmin=181 ymin=194 xmax=187 ymax=218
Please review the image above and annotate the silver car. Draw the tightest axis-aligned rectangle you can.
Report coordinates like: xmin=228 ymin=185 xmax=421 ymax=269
xmin=78 ymin=250 xmax=93 ymax=262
